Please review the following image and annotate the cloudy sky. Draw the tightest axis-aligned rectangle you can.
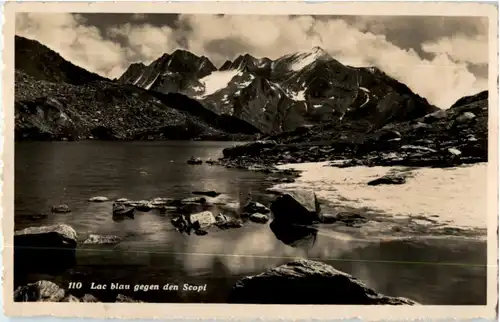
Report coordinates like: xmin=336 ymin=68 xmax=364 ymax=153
xmin=16 ymin=13 xmax=489 ymax=108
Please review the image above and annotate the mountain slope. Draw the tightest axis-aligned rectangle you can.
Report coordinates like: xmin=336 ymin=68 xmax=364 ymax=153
xmin=120 ymin=46 xmax=439 ymax=134
xmin=15 ymin=35 xmax=107 ymax=85
xmin=14 ymin=36 xmax=260 ymax=141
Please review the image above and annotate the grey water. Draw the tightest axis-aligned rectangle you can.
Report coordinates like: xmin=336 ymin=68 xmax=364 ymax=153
xmin=14 ymin=141 xmax=487 ymax=304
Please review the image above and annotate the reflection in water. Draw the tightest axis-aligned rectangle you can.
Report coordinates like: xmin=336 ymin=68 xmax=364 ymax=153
xmin=269 ymin=220 xmax=318 ymax=249
xmin=14 ymin=141 xmax=487 ymax=305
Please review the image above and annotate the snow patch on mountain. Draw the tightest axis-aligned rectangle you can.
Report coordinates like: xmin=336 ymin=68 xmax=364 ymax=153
xmin=132 ymin=72 xmax=145 ymax=86
xmin=290 ymin=90 xmax=306 ymax=101
xmin=144 ymin=73 xmax=159 ymax=90
xmin=290 ymin=47 xmax=328 ymax=71
xmin=237 ymin=74 xmax=256 ymax=88
xmin=199 ymin=69 xmax=241 ymax=97
xmin=358 ymin=90 xmax=370 ymax=108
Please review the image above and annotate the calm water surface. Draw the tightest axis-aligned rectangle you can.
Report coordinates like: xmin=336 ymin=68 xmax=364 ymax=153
xmin=14 ymin=141 xmax=487 ymax=305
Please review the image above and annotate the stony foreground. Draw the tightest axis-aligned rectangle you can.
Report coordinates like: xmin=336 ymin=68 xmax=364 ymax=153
xmin=15 ymin=260 xmax=417 ymax=305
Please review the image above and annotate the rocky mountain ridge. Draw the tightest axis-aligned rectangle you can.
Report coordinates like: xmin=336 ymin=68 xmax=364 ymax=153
xmin=120 ymin=46 xmax=439 ymax=133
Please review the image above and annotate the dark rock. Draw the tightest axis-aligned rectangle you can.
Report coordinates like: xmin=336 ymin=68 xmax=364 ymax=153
xmin=14 ymin=224 xmax=78 ymax=273
xmin=187 ymin=157 xmax=203 ymax=165
xmin=243 ymin=201 xmax=270 ymax=214
xmin=379 ymin=130 xmax=402 ymax=141
xmin=195 ymin=229 xmax=208 ymax=236
xmin=217 ymin=219 xmax=243 ymax=229
xmin=318 ymin=213 xmax=337 ymax=224
xmin=223 ymin=140 xmax=277 ymax=158
xmin=332 ymin=212 xmax=367 ymax=226
xmin=14 ymin=280 xmax=66 ymax=302
xmin=249 ymin=213 xmax=270 ymax=223
xmin=229 ymin=259 xmax=418 ymax=305
xmin=172 ymin=215 xmax=190 ymax=233
xmin=112 ymin=203 xmax=135 ymax=218
xmin=134 ymin=202 xmax=154 ymax=212
xmin=83 ymin=234 xmax=122 ymax=245
xmin=192 ymin=190 xmax=220 ymax=198
xmin=51 ymin=204 xmax=71 ymax=213
xmin=270 ymin=190 xmax=321 ymax=225
xmin=270 ymin=220 xmax=317 ymax=248
xmin=367 ymin=174 xmax=407 ymax=186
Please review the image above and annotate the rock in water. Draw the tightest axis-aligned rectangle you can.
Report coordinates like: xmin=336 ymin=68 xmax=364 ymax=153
xmin=229 ymin=259 xmax=417 ymax=305
xmin=270 ymin=190 xmax=321 ymax=225
xmin=189 ymin=211 xmax=216 ymax=229
xmin=112 ymin=203 xmax=135 ymax=218
xmin=14 ymin=224 xmax=78 ymax=273
xmin=187 ymin=157 xmax=203 ymax=165
xmin=83 ymin=234 xmax=122 ymax=245
xmin=249 ymin=213 xmax=270 ymax=223
xmin=367 ymin=174 xmax=407 ymax=186
xmin=51 ymin=204 xmax=71 ymax=213
xmin=243 ymin=201 xmax=270 ymax=214
xmin=14 ymin=280 xmax=66 ymax=302
xmin=192 ymin=190 xmax=220 ymax=198
xmin=116 ymin=198 xmax=129 ymax=203
xmin=88 ymin=196 xmax=109 ymax=202
xmin=195 ymin=229 xmax=208 ymax=236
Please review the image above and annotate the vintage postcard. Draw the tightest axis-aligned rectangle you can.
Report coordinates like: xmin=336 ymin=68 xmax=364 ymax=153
xmin=2 ymin=1 xmax=498 ymax=320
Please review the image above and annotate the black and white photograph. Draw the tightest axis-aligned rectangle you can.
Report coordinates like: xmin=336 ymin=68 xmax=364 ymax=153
xmin=4 ymin=1 xmax=498 ymax=320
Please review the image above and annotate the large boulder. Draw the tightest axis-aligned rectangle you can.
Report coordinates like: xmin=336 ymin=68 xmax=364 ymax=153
xmin=229 ymin=259 xmax=417 ymax=305
xmin=14 ymin=224 xmax=78 ymax=273
xmin=188 ymin=211 xmax=216 ymax=229
xmin=14 ymin=280 xmax=66 ymax=302
xmin=270 ymin=190 xmax=321 ymax=225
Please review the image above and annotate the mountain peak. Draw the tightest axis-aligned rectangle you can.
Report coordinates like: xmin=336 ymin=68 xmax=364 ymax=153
xmin=310 ymin=46 xmax=327 ymax=54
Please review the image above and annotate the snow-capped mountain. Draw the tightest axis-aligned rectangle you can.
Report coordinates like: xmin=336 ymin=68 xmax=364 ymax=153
xmin=118 ymin=50 xmax=216 ymax=96
xmin=120 ymin=46 xmax=439 ymax=133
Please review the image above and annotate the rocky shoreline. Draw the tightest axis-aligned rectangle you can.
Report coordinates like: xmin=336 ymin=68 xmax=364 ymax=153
xmin=216 ymin=91 xmax=488 ymax=170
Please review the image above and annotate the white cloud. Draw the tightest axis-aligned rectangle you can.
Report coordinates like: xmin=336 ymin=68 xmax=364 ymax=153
xmin=422 ymin=34 xmax=488 ymax=65
xmin=107 ymin=23 xmax=179 ymax=65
